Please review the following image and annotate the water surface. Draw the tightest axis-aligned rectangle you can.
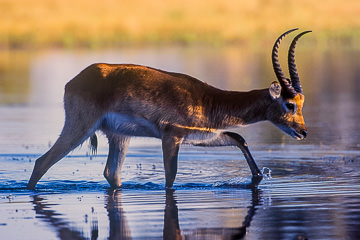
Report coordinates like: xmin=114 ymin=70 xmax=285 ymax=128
xmin=0 ymin=46 xmax=359 ymax=239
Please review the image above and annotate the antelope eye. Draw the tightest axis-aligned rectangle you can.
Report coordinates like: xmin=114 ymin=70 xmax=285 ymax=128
xmin=285 ymin=103 xmax=295 ymax=112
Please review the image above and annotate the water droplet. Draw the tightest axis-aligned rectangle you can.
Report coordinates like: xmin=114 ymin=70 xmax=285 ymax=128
xmin=213 ymin=177 xmax=249 ymax=187
xmin=261 ymin=167 xmax=272 ymax=180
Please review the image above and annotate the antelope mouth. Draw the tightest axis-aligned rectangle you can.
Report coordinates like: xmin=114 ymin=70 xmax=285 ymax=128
xmin=291 ymin=129 xmax=306 ymax=140
xmin=274 ymin=124 xmax=306 ymax=140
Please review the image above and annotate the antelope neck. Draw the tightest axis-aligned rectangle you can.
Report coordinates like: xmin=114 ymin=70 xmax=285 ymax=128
xmin=210 ymin=88 xmax=272 ymax=128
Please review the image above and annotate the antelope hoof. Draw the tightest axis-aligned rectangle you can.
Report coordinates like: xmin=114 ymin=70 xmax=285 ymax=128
xmin=104 ymin=176 xmax=122 ymax=189
xmin=251 ymin=174 xmax=263 ymax=187
xmin=27 ymin=181 xmax=36 ymax=190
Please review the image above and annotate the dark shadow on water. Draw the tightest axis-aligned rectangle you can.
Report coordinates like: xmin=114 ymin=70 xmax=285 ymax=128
xmin=31 ymin=187 xmax=261 ymax=240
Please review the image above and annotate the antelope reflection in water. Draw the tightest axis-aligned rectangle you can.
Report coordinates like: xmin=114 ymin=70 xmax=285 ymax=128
xmin=31 ymin=188 xmax=261 ymax=240
xmin=32 ymin=195 xmax=99 ymax=240
xmin=164 ymin=189 xmax=261 ymax=239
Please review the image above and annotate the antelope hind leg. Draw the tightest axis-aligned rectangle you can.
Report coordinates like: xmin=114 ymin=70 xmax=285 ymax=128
xmin=27 ymin=98 xmax=100 ymax=189
xmin=27 ymin=127 xmax=97 ymax=189
xmin=103 ymin=134 xmax=130 ymax=188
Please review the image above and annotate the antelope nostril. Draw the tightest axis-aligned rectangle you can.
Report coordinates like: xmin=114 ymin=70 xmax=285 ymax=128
xmin=301 ymin=130 xmax=308 ymax=138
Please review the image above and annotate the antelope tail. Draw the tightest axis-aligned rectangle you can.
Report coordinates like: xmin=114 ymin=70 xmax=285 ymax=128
xmin=89 ymin=134 xmax=98 ymax=155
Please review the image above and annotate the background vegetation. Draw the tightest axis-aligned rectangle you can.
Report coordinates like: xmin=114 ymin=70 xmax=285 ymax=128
xmin=1 ymin=0 xmax=360 ymax=49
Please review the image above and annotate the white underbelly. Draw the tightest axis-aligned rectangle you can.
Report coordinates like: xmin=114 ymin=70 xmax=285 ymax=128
xmin=182 ymin=131 xmax=220 ymax=145
xmin=102 ymin=112 xmax=223 ymax=145
xmin=102 ymin=113 xmax=161 ymax=138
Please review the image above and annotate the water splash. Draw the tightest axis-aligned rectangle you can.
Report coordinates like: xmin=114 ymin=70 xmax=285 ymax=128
xmin=0 ymin=179 xmax=260 ymax=194
xmin=261 ymin=167 xmax=272 ymax=181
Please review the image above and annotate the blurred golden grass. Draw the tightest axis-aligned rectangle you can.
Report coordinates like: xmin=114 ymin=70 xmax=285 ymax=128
xmin=1 ymin=0 xmax=360 ymax=49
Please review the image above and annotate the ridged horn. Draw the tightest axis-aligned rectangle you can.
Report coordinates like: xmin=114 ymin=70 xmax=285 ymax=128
xmin=288 ymin=31 xmax=312 ymax=94
xmin=272 ymin=28 xmax=298 ymax=97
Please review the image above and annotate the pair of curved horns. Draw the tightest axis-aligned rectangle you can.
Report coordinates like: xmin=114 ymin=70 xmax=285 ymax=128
xmin=272 ymin=28 xmax=311 ymax=97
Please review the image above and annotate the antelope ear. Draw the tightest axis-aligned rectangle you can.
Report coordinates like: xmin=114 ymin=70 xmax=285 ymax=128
xmin=269 ymin=81 xmax=281 ymax=99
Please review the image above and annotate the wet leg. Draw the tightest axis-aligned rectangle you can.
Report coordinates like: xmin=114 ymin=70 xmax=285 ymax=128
xmin=223 ymin=132 xmax=263 ymax=181
xmin=103 ymin=134 xmax=130 ymax=188
xmin=27 ymin=95 xmax=103 ymax=190
xmin=27 ymin=118 xmax=98 ymax=189
xmin=193 ymin=131 xmax=263 ymax=186
xmin=162 ymin=133 xmax=182 ymax=188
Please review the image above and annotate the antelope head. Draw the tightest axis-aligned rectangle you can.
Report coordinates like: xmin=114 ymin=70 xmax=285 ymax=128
xmin=267 ymin=29 xmax=311 ymax=140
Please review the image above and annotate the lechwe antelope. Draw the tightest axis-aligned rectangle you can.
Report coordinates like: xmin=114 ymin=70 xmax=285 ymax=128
xmin=27 ymin=29 xmax=311 ymax=190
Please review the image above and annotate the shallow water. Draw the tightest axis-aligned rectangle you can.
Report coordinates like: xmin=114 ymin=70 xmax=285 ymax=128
xmin=0 ymin=46 xmax=360 ymax=239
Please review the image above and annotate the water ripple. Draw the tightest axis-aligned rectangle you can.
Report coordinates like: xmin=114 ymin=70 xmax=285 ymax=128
xmin=0 ymin=177 xmax=265 ymax=195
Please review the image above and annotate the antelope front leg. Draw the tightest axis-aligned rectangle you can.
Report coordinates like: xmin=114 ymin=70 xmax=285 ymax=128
xmin=223 ymin=132 xmax=263 ymax=185
xmin=193 ymin=131 xmax=263 ymax=186
xmin=162 ymin=132 xmax=182 ymax=189
xmin=104 ymin=135 xmax=130 ymax=188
